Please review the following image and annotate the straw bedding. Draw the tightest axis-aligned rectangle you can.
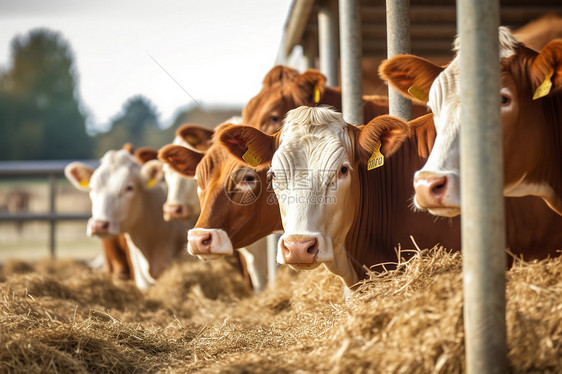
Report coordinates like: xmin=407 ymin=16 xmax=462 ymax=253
xmin=1 ymin=246 xmax=560 ymax=373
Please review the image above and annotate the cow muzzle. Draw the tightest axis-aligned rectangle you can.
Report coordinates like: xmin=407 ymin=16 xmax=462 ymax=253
xmin=87 ymin=218 xmax=119 ymax=237
xmin=277 ymin=233 xmax=332 ymax=269
xmin=163 ymin=203 xmax=192 ymax=221
xmin=187 ymin=228 xmax=234 ymax=260
xmin=413 ymin=170 xmax=460 ymax=217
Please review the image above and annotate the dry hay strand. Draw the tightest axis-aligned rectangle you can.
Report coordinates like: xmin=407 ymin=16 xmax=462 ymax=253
xmin=0 ymin=246 xmax=561 ymax=373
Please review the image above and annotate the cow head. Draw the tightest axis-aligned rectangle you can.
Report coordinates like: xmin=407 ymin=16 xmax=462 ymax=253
xmin=162 ymin=124 xmax=214 ymax=221
xmin=65 ymin=146 xmax=164 ymax=237
xmin=242 ymin=65 xmax=327 ymax=133
xmin=220 ymin=106 xmax=409 ymax=286
xmin=159 ymin=123 xmax=282 ymax=261
xmin=380 ymin=27 xmax=562 ymax=216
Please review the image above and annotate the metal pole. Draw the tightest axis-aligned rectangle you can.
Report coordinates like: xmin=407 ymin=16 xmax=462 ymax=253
xmin=318 ymin=0 xmax=339 ymax=86
xmin=267 ymin=233 xmax=281 ymax=288
xmin=386 ymin=0 xmax=412 ymax=121
xmin=48 ymin=173 xmax=56 ymax=257
xmin=457 ymin=0 xmax=507 ymax=373
xmin=302 ymin=32 xmax=318 ymax=71
xmin=338 ymin=0 xmax=363 ymax=125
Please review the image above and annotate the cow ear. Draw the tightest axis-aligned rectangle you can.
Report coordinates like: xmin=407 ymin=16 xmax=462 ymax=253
xmin=219 ymin=125 xmax=277 ymax=167
xmin=530 ymin=40 xmax=562 ymax=100
xmin=293 ymin=70 xmax=327 ymax=104
xmin=176 ymin=124 xmax=215 ymax=152
xmin=407 ymin=113 xmax=436 ymax=158
xmin=64 ymin=162 xmax=94 ymax=191
xmin=158 ymin=145 xmax=203 ymax=178
xmin=134 ymin=147 xmax=158 ymax=165
xmin=378 ymin=55 xmax=444 ymax=103
xmin=140 ymin=159 xmax=164 ymax=189
xmin=356 ymin=115 xmax=410 ymax=163
xmin=262 ymin=65 xmax=300 ymax=87
xmin=122 ymin=143 xmax=134 ymax=154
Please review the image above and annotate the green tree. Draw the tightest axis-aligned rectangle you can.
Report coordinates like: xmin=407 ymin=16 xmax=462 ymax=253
xmin=0 ymin=28 xmax=92 ymax=160
xmin=94 ymin=95 xmax=160 ymax=156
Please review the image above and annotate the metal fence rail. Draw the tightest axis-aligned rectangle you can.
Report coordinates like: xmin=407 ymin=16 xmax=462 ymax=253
xmin=0 ymin=159 xmax=98 ymax=257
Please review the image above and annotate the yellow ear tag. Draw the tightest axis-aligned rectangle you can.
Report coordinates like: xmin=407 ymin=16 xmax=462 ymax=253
xmin=367 ymin=141 xmax=384 ymax=171
xmin=313 ymin=85 xmax=321 ymax=104
xmin=79 ymin=180 xmax=89 ymax=188
xmin=146 ymin=178 xmax=157 ymax=188
xmin=184 ymin=134 xmax=200 ymax=145
xmin=242 ymin=146 xmax=261 ymax=167
xmin=533 ymin=69 xmax=554 ymax=100
xmin=407 ymin=85 xmax=428 ymax=101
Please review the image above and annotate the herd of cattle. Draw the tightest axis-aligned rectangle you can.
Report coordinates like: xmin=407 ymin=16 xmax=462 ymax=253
xmin=64 ymin=20 xmax=562 ymax=294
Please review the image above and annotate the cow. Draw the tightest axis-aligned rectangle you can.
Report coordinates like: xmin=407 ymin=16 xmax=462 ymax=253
xmin=378 ymin=27 xmax=562 ymax=217
xmin=241 ymin=65 xmax=430 ymax=133
xmin=159 ymin=120 xmax=264 ymax=290
xmin=219 ymin=106 xmax=461 ymax=287
xmin=159 ymin=123 xmax=283 ymax=292
xmin=65 ymin=145 xmax=186 ymax=290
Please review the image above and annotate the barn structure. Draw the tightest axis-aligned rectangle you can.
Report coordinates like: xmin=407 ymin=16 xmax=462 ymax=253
xmin=275 ymin=1 xmax=562 ymax=373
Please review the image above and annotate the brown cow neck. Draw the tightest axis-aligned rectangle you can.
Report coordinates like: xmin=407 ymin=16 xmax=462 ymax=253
xmin=125 ymin=183 xmax=185 ymax=275
xmin=538 ymin=93 xmax=562 ymax=215
xmin=345 ymin=135 xmax=461 ymax=280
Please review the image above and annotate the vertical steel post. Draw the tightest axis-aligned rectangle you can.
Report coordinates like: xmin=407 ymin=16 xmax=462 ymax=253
xmin=49 ymin=173 xmax=56 ymax=257
xmin=318 ymin=0 xmax=339 ymax=86
xmin=339 ymin=0 xmax=363 ymax=125
xmin=386 ymin=0 xmax=412 ymax=121
xmin=457 ymin=0 xmax=507 ymax=372
xmin=302 ymin=32 xmax=318 ymax=70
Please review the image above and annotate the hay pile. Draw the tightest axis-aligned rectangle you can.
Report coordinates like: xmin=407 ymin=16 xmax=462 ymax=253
xmin=0 ymin=247 xmax=560 ymax=373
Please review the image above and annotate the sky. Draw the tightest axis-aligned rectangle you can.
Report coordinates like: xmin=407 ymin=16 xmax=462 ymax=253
xmin=0 ymin=0 xmax=295 ymax=132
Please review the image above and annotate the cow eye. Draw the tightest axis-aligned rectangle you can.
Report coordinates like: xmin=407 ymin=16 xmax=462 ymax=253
xmin=243 ymin=175 xmax=255 ymax=183
xmin=338 ymin=165 xmax=349 ymax=179
xmin=270 ymin=115 xmax=279 ymax=123
xmin=124 ymin=184 xmax=134 ymax=192
xmin=501 ymin=94 xmax=511 ymax=106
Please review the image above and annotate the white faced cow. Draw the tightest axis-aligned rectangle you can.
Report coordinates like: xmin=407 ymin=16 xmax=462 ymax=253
xmin=379 ymin=27 xmax=562 ymax=216
xmin=65 ymin=147 xmax=186 ymax=290
xmin=219 ymin=106 xmax=462 ymax=288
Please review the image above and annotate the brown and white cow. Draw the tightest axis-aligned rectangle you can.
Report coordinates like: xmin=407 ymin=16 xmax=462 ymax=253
xmin=159 ymin=124 xmax=282 ymax=292
xmin=379 ymin=27 xmax=562 ymax=216
xmin=220 ymin=106 xmax=461 ymax=287
xmin=242 ymin=65 xmax=430 ymax=133
xmin=65 ymin=146 xmax=186 ymax=290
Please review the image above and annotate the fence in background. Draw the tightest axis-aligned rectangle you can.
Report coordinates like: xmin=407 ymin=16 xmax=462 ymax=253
xmin=0 ymin=160 xmax=98 ymax=257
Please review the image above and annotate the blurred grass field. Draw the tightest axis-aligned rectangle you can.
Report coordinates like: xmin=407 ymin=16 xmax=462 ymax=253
xmin=0 ymin=178 xmax=100 ymax=263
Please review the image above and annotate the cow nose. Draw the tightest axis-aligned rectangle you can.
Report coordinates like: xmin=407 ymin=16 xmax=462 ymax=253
xmin=280 ymin=237 xmax=318 ymax=264
xmin=189 ymin=233 xmax=213 ymax=254
xmin=163 ymin=204 xmax=189 ymax=220
xmin=413 ymin=173 xmax=448 ymax=209
xmin=90 ymin=220 xmax=110 ymax=235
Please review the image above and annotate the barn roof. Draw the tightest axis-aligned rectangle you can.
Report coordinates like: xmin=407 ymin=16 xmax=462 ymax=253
xmin=281 ymin=0 xmax=562 ymax=60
